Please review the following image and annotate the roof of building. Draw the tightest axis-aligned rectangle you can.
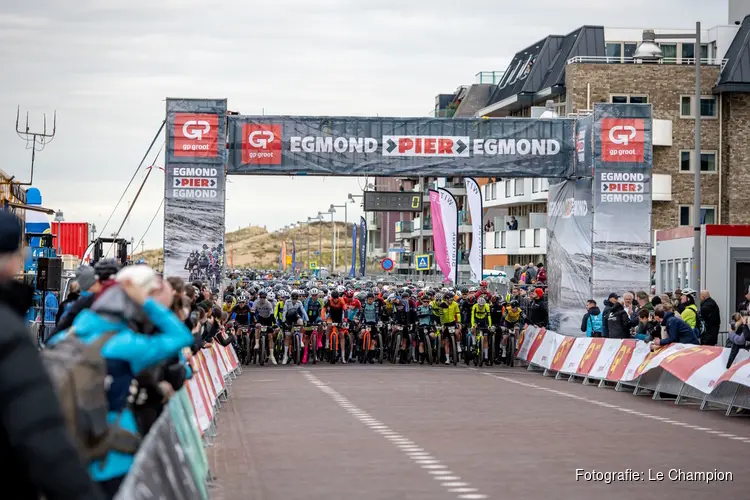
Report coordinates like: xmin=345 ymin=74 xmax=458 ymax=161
xmin=482 ymin=26 xmax=605 ymax=114
xmin=716 ymin=15 xmax=750 ymax=93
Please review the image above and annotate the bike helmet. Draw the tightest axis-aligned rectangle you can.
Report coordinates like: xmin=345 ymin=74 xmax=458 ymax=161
xmin=460 ymin=286 xmax=469 ymax=294
xmin=366 ymin=292 xmax=374 ymax=299
xmin=330 ymin=290 xmax=340 ymax=299
xmin=258 ymin=290 xmax=267 ymax=298
xmin=291 ymin=291 xmax=299 ymax=300
xmin=238 ymin=294 xmax=248 ymax=302
xmin=224 ymin=294 xmax=233 ymax=302
xmin=336 ymin=285 xmax=346 ymax=294
xmin=477 ymin=297 xmax=486 ymax=307
xmin=267 ymin=292 xmax=276 ymax=301
xmin=309 ymin=287 xmax=319 ymax=295
xmin=480 ymin=280 xmax=488 ymax=287
xmin=401 ymin=290 xmax=410 ymax=298
xmin=510 ymin=300 xmax=519 ymax=308
xmin=94 ymin=258 xmax=121 ymax=281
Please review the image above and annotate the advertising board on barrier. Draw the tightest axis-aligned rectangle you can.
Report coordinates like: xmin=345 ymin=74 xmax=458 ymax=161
xmin=227 ymin=116 xmax=576 ymax=177
xmin=516 ymin=327 xmax=750 ymax=399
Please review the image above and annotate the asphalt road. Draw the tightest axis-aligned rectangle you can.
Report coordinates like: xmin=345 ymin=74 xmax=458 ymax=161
xmin=208 ymin=363 xmax=749 ymax=499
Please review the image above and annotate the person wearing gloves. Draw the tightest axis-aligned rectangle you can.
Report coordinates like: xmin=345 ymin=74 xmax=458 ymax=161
xmin=48 ymin=265 xmax=193 ymax=499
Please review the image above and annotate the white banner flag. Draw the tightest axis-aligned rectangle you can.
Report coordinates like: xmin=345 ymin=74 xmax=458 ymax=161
xmin=464 ymin=178 xmax=483 ymax=283
xmin=437 ymin=188 xmax=458 ymax=283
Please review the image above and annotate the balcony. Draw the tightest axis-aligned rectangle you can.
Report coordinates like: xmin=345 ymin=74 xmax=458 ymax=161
xmin=484 ymin=228 xmax=547 ymax=256
xmin=653 ymin=119 xmax=672 ymax=147
xmin=653 ymin=173 xmax=672 ymax=202
xmin=365 ymin=211 xmax=379 ymax=230
xmin=485 ymin=178 xmax=549 ymax=208
xmin=567 ymin=55 xmax=728 ymax=69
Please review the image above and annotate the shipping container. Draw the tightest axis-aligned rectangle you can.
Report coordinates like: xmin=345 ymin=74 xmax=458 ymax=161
xmin=51 ymin=222 xmax=90 ymax=259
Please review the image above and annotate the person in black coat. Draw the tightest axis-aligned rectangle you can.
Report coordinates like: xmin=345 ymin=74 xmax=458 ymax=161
xmin=0 ymin=212 xmax=103 ymax=500
xmin=55 ymin=281 xmax=80 ymax=325
xmin=605 ymin=295 xmax=632 ymax=339
xmin=699 ymin=290 xmax=721 ymax=346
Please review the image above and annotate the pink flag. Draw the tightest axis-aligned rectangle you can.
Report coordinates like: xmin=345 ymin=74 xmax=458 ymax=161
xmin=429 ymin=190 xmax=451 ymax=282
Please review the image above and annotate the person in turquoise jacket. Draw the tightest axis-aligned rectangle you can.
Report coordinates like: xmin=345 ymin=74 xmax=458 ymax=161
xmin=49 ymin=265 xmax=193 ymax=499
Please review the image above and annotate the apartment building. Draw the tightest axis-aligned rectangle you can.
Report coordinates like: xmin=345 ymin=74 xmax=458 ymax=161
xmin=430 ymin=12 xmax=750 ymax=271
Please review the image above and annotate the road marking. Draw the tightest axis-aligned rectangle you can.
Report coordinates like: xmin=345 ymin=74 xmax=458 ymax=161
xmin=482 ymin=371 xmax=749 ymax=445
xmin=303 ymin=371 xmax=486 ymax=500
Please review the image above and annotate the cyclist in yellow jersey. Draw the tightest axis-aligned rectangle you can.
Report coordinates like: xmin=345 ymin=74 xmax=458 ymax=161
xmin=502 ymin=299 xmax=525 ymax=357
xmin=222 ymin=294 xmax=237 ymax=314
xmin=437 ymin=293 xmax=461 ymax=364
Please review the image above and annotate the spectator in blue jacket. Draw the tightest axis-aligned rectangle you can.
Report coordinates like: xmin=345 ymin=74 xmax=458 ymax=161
xmin=580 ymin=299 xmax=603 ymax=337
xmin=652 ymin=304 xmax=699 ymax=349
xmin=50 ymin=265 xmax=193 ymax=499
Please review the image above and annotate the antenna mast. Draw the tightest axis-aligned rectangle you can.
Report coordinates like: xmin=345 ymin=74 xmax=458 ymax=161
xmin=15 ymin=106 xmax=57 ymax=186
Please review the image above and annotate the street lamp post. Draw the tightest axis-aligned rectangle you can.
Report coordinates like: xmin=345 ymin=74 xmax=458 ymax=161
xmin=316 ymin=212 xmax=324 ymax=265
xmin=53 ymin=210 xmax=64 ymax=256
xmin=330 ymin=203 xmax=348 ymax=274
xmin=635 ymin=25 xmax=703 ymax=303
xmin=298 ymin=220 xmax=309 ymax=270
xmin=323 ymin=208 xmax=335 ymax=272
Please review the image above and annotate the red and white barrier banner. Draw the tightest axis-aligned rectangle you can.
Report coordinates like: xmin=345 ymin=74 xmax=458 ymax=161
xmin=184 ymin=343 xmax=241 ymax=434
xmin=517 ymin=327 xmax=750 ymax=394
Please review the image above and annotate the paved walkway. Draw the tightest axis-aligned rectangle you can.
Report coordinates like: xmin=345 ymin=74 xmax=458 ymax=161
xmin=208 ymin=364 xmax=749 ymax=499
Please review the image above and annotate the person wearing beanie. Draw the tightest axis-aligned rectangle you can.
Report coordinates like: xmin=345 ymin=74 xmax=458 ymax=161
xmin=0 ymin=210 xmax=104 ymax=500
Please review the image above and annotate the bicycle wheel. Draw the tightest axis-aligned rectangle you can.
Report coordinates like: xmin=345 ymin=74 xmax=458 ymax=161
xmin=406 ymin=333 xmax=413 ymax=364
xmin=450 ymin=336 xmax=458 ymax=366
xmin=487 ymin=332 xmax=494 ymax=367
xmin=424 ymin=334 xmax=433 ymax=365
xmin=294 ymin=334 xmax=302 ymax=365
xmin=361 ymin=331 xmax=370 ymax=363
xmin=474 ymin=336 xmax=481 ymax=367
xmin=259 ymin=335 xmax=266 ymax=366
xmin=376 ymin=334 xmax=384 ymax=364
xmin=464 ymin=335 xmax=472 ymax=365
xmin=310 ymin=332 xmax=317 ymax=365
xmin=391 ymin=333 xmax=401 ymax=364
xmin=508 ymin=335 xmax=516 ymax=367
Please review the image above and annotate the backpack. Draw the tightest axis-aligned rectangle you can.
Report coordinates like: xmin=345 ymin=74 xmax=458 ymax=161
xmin=41 ymin=330 xmax=141 ymax=461
xmin=588 ymin=313 xmax=603 ymax=336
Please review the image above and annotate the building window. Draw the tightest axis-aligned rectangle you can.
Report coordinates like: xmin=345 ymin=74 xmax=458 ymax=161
xmin=678 ymin=205 xmax=716 ymax=226
xmin=606 ymin=42 xmax=622 ymax=61
xmin=679 ymin=150 xmax=717 ymax=173
xmin=610 ymin=94 xmax=648 ymax=104
xmin=504 ymin=180 xmax=511 ymax=197
xmin=484 ymin=185 xmax=490 ymax=201
xmin=660 ymin=43 xmax=677 ymax=62
xmin=660 ymin=261 xmax=666 ymax=292
xmin=514 ymin=178 xmax=524 ymax=196
xmin=491 ymin=182 xmax=497 ymax=200
xmin=533 ymin=228 xmax=540 ymax=247
xmin=520 ymin=229 xmax=526 ymax=248
xmin=680 ymin=95 xmax=718 ymax=118
xmin=499 ymin=231 xmax=505 ymax=249
xmin=682 ymin=42 xmax=694 ymax=60
xmin=624 ymin=43 xmax=637 ymax=58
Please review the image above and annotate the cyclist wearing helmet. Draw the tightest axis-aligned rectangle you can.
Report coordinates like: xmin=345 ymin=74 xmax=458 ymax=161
xmin=475 ymin=280 xmax=492 ymax=302
xmin=280 ymin=291 xmax=308 ymax=364
xmin=274 ymin=291 xmax=287 ymax=325
xmin=471 ymin=297 xmax=492 ymax=361
xmin=305 ymin=288 xmax=325 ymax=324
xmin=231 ymin=295 xmax=253 ymax=326
xmin=252 ymin=290 xmax=276 ymax=342
xmin=222 ymin=294 xmax=236 ymax=314
xmin=325 ymin=290 xmax=346 ymax=324
xmin=437 ymin=292 xmax=461 ymax=364
xmin=458 ymin=287 xmax=474 ymax=331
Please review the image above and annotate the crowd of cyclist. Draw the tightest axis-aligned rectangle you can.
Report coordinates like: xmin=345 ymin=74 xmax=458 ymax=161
xmin=222 ymin=274 xmax=549 ymax=367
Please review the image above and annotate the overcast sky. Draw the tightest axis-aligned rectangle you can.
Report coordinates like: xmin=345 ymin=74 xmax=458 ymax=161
xmin=0 ymin=0 xmax=729 ymax=250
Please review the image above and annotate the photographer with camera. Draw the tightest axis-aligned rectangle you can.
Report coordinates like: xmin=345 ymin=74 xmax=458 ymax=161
xmin=727 ymin=311 xmax=750 ymax=368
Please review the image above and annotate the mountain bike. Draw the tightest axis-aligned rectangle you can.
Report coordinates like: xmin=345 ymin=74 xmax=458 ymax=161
xmin=500 ymin=324 xmax=519 ymax=367
xmin=254 ymin=325 xmax=270 ymax=366
xmin=418 ymin=325 xmax=433 ymax=365
xmin=390 ymin=324 xmax=412 ymax=364
xmin=441 ymin=325 xmax=459 ymax=366
xmin=360 ymin=322 xmax=384 ymax=364
xmin=473 ymin=325 xmax=490 ymax=367
xmin=291 ymin=325 xmax=303 ymax=365
xmin=304 ymin=323 xmax=323 ymax=364
xmin=328 ymin=323 xmax=342 ymax=364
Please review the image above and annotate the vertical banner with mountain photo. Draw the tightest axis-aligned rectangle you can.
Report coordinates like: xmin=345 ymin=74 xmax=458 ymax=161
xmin=591 ymin=103 xmax=652 ymax=306
xmin=546 ymin=179 xmax=593 ymax=335
xmin=464 ymin=178 xmax=483 ymax=283
xmin=164 ymin=98 xmax=227 ymax=286
xmin=358 ymin=216 xmax=367 ymax=277
xmin=437 ymin=188 xmax=459 ymax=284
